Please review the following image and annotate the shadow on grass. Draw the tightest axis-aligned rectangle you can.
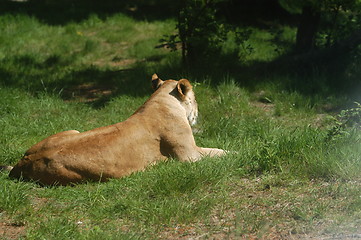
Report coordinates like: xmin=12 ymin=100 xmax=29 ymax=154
xmin=0 ymin=53 xmax=184 ymax=108
xmin=1 ymin=47 xmax=361 ymax=109
xmin=191 ymin=42 xmax=361 ymax=100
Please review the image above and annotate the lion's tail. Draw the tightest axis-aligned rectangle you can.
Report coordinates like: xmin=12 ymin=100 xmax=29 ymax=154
xmin=0 ymin=166 xmax=13 ymax=171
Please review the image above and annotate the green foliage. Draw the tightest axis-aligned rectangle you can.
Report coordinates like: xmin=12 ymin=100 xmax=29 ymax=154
xmin=162 ymin=0 xmax=361 ymax=67
xmin=328 ymin=102 xmax=361 ymax=139
xmin=317 ymin=0 xmax=361 ymax=47
xmin=160 ymin=0 xmax=255 ymax=65
xmin=281 ymin=0 xmax=361 ymax=47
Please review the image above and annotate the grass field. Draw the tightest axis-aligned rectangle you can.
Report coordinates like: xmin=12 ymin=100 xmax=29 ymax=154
xmin=1 ymin=7 xmax=361 ymax=240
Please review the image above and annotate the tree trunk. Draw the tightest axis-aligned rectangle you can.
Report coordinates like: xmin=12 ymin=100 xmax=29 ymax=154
xmin=295 ymin=5 xmax=321 ymax=53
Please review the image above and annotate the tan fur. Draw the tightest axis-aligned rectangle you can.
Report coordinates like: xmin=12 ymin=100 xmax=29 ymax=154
xmin=9 ymin=74 xmax=226 ymax=185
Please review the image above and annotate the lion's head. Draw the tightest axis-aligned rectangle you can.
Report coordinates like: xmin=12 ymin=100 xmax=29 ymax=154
xmin=152 ymin=74 xmax=198 ymax=126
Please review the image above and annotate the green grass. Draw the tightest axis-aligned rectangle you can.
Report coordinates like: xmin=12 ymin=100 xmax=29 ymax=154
xmin=0 ymin=10 xmax=361 ymax=240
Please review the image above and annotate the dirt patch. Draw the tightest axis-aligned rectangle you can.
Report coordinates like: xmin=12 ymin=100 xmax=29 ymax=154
xmin=251 ymin=101 xmax=275 ymax=114
xmin=110 ymin=58 xmax=137 ymax=67
xmin=0 ymin=221 xmax=26 ymax=240
xmin=92 ymin=58 xmax=137 ymax=68
xmin=250 ymin=90 xmax=276 ymax=115
xmin=63 ymin=83 xmax=116 ymax=103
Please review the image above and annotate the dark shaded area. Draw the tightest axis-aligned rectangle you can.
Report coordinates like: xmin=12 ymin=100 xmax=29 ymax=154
xmin=218 ymin=0 xmax=297 ymax=27
xmin=295 ymin=5 xmax=320 ymax=53
xmin=0 ymin=0 xmax=179 ymax=25
xmin=0 ymin=0 xmax=296 ymax=26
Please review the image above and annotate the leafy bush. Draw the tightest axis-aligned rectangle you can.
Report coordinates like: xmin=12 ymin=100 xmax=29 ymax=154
xmin=328 ymin=102 xmax=361 ymax=139
xmin=159 ymin=0 xmax=254 ymax=66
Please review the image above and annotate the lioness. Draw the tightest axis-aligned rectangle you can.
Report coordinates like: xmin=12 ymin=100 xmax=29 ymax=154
xmin=8 ymin=74 xmax=226 ymax=185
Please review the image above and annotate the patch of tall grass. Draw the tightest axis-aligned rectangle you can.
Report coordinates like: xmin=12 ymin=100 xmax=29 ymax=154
xmin=0 ymin=173 xmax=32 ymax=215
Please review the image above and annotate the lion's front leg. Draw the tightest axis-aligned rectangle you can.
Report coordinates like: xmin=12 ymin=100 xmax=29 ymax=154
xmin=163 ymin=128 xmax=226 ymax=162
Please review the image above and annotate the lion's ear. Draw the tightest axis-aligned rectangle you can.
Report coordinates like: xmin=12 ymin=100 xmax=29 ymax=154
xmin=177 ymin=79 xmax=192 ymax=99
xmin=151 ymin=74 xmax=164 ymax=91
